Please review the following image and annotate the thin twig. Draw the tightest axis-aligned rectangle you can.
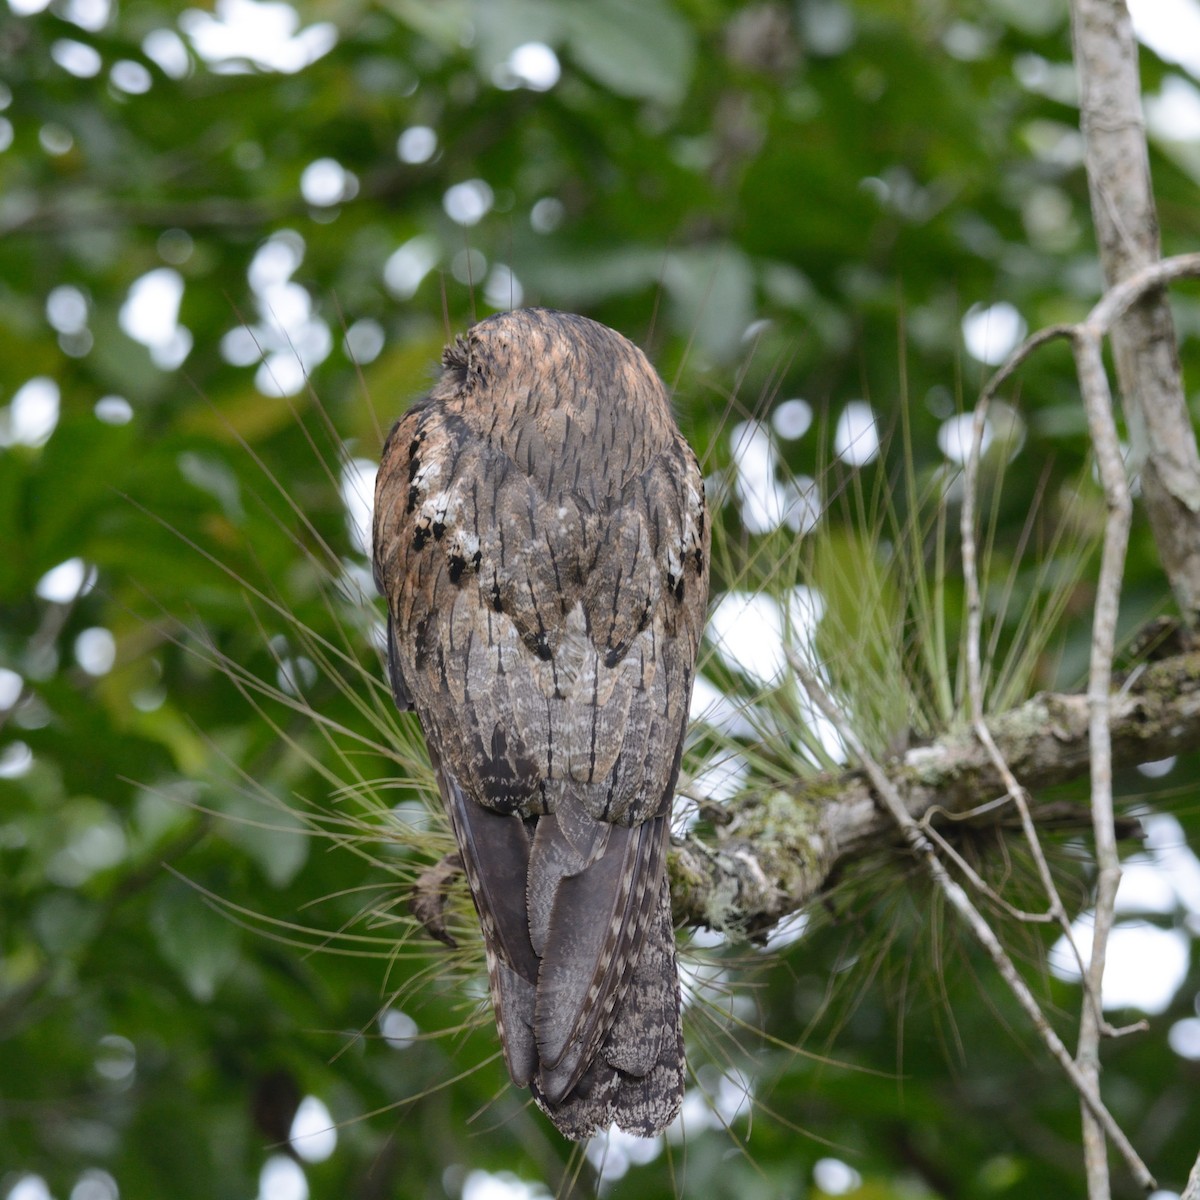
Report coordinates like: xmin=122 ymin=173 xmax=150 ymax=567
xmin=955 ymin=249 xmax=1200 ymax=1199
xmin=1071 ymin=320 xmax=1135 ymax=1199
xmin=785 ymin=646 xmax=1156 ymax=1193
xmin=917 ymin=817 xmax=1054 ymax=924
xmin=960 ymin=356 xmax=1088 ymax=978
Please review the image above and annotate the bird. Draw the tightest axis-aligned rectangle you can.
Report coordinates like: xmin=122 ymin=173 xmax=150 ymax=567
xmin=372 ymin=307 xmax=710 ymax=1138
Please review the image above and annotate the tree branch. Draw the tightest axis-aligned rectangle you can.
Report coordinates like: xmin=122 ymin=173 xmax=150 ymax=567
xmin=669 ymin=649 xmax=1200 ymax=935
xmin=787 ymin=647 xmax=1155 ymax=1193
xmin=1071 ymin=0 xmax=1200 ymax=629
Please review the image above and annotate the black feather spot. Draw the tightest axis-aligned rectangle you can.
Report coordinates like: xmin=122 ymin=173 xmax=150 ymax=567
xmin=474 ymin=724 xmax=539 ymax=814
xmin=604 ymin=647 xmax=621 ymax=669
xmin=413 ymin=526 xmax=428 ymax=551
xmin=673 ymin=577 xmax=685 ymax=602
xmin=406 ymin=484 xmax=419 ymax=514
xmin=432 ymin=520 xmax=445 ymax=541
xmin=448 ymin=553 xmax=466 ymax=583
xmin=491 ymin=581 xmax=503 ymax=612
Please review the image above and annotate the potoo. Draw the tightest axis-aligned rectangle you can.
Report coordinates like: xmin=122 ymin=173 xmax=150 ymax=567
xmin=372 ymin=308 xmax=709 ymax=1138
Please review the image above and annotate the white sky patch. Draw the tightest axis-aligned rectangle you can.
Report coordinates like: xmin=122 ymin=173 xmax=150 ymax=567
xmin=46 ymin=284 xmax=89 ymax=334
xmin=0 ymin=741 xmax=34 ymax=779
xmin=772 ymin=397 xmax=813 ymax=440
xmin=1145 ymin=74 xmax=1200 ymax=141
xmin=255 ymin=1153 xmax=308 ymax=1200
xmin=36 ymin=558 xmax=96 ymax=603
xmin=709 ymin=590 xmax=787 ymax=685
xmin=443 ymin=179 xmax=494 ymax=226
xmin=495 ymin=42 xmax=561 ymax=91
xmin=962 ymin=301 xmax=1027 ymax=365
xmin=1138 ymin=756 xmax=1176 ymax=778
xmin=730 ymin=420 xmax=822 ymax=534
xmin=1169 ymin=1017 xmax=1200 ymax=1060
xmin=51 ymin=38 xmax=102 ymax=77
xmin=75 ymin=627 xmax=116 ymax=675
xmin=1114 ymin=856 xmax=1178 ymax=914
xmin=119 ymin=267 xmax=192 ymax=369
xmin=1128 ymin=0 xmax=1200 ymax=78
xmin=300 ymin=157 xmax=357 ymax=207
xmin=530 ymin=196 xmax=564 ymax=234
xmin=180 ymin=0 xmax=337 ymax=74
xmin=1050 ymin=817 xmax=1200 ymax=1012
xmin=95 ymin=395 xmax=133 ymax=425
xmin=706 ymin=587 xmax=825 ymax=687
xmin=585 ymin=1126 xmax=663 ymax=1183
xmin=249 ymin=231 xmax=303 ymax=289
xmin=1143 ymin=813 xmax=1200 ymax=915
xmin=1050 ymin=917 xmax=1189 ymax=1013
xmin=694 ymin=1065 xmax=754 ymax=1127
xmin=452 ymin=247 xmax=487 ymax=287
xmin=762 ymin=909 xmax=810 ymax=952
xmin=340 ymin=458 xmax=377 ymax=558
xmin=142 ymin=28 xmax=191 ymax=78
xmin=833 ymin=400 xmax=880 ymax=466
xmin=397 ymin=125 xmax=437 ymax=164
xmin=384 ymin=234 xmax=440 ymax=299
xmin=814 ymin=1158 xmax=864 ymax=1196
xmin=380 ymin=1007 xmax=418 ymax=1050
xmin=678 ymin=955 xmax=734 ymax=1017
xmin=461 ymin=1170 xmax=550 ymax=1200
xmin=343 ymin=318 xmax=384 ymax=365
xmin=937 ymin=412 xmax=994 ymax=464
xmin=483 ymin=263 xmax=524 ymax=310
xmin=289 ymin=1095 xmax=336 ymax=1163
xmin=688 ymin=673 xmax=760 ymax=739
xmin=111 ymin=58 xmax=153 ymax=93
xmin=63 ymin=0 xmax=108 ymax=30
xmin=70 ymin=1168 xmax=119 ymax=1199
xmin=6 ymin=1176 xmax=53 ymax=1200
xmin=40 ymin=123 xmax=75 ymax=156
xmin=0 ymin=667 xmax=23 ymax=710
xmin=219 ymin=231 xmax=331 ymax=396
xmin=1 ymin=377 xmax=60 ymax=447
xmin=689 ymin=751 xmax=749 ymax=806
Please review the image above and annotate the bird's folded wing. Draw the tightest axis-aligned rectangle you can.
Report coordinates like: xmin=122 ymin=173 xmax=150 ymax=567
xmin=531 ymin=810 xmax=667 ymax=1103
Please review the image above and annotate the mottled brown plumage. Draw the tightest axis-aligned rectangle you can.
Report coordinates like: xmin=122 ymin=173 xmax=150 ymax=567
xmin=372 ymin=308 xmax=709 ymax=1138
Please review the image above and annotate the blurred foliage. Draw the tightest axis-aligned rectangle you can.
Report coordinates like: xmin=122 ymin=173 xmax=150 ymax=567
xmin=2 ymin=0 xmax=1200 ymax=1197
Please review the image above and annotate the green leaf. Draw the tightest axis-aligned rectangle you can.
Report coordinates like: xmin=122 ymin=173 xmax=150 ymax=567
xmin=150 ymin=880 xmax=241 ymax=1003
xmin=564 ymin=0 xmax=695 ymax=105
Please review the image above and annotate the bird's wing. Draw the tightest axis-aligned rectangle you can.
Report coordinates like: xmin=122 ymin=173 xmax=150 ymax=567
xmin=429 ymin=746 xmax=538 ymax=1085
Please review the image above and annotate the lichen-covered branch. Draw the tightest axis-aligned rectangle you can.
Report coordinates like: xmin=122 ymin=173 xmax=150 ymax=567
xmin=669 ymin=650 xmax=1200 ymax=936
